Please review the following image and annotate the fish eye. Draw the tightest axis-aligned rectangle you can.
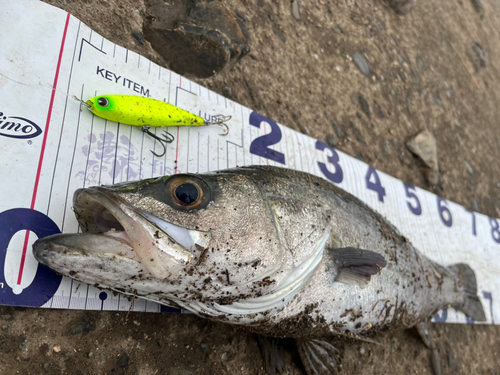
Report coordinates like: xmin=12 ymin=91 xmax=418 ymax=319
xmin=175 ymin=183 xmax=199 ymax=204
xmin=97 ymin=97 xmax=109 ymax=107
xmin=165 ymin=176 xmax=210 ymax=210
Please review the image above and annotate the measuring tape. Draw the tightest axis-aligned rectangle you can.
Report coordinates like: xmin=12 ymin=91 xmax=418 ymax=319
xmin=0 ymin=0 xmax=497 ymax=324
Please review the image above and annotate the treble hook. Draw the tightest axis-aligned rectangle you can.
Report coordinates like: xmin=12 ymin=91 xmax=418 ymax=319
xmin=142 ymin=126 xmax=174 ymax=157
xmin=205 ymin=115 xmax=231 ymax=136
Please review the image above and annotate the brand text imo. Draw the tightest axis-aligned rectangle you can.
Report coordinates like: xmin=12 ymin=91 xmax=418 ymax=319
xmin=0 ymin=111 xmax=42 ymax=139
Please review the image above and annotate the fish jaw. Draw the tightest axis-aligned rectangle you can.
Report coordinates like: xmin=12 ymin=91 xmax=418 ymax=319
xmin=38 ymin=186 xmax=210 ymax=281
xmin=32 ymin=233 xmax=185 ymax=304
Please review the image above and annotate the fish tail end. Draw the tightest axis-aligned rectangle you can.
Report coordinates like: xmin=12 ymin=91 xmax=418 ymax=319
xmin=450 ymin=263 xmax=487 ymax=322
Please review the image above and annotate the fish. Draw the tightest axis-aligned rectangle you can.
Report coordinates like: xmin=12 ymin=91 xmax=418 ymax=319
xmin=84 ymin=95 xmax=230 ymax=157
xmin=32 ymin=166 xmax=486 ymax=374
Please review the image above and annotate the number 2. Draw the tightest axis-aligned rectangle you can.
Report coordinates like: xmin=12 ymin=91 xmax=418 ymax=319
xmin=249 ymin=112 xmax=285 ymax=164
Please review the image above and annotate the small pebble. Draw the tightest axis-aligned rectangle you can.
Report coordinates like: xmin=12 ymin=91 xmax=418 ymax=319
xmin=116 ymin=352 xmax=130 ymax=370
xmin=360 ymin=347 xmax=366 ymax=355
xmin=332 ymin=120 xmax=343 ymax=138
xmin=472 ymin=197 xmax=480 ymax=213
xmin=53 ymin=346 xmax=61 ymax=353
xmin=298 ymin=123 xmax=309 ymax=135
xmin=359 ymin=95 xmax=371 ymax=118
xmin=432 ymin=96 xmax=443 ymax=106
xmin=292 ymin=0 xmax=300 ymax=20
xmin=352 ymin=52 xmax=371 ymax=77
xmin=326 ymin=135 xmax=339 ymax=147
xmin=88 ymin=351 xmax=94 ymax=358
xmin=221 ymin=352 xmax=228 ymax=361
xmin=357 ymin=135 xmax=366 ymax=143
xmin=236 ymin=10 xmax=248 ymax=21
xmin=132 ymin=31 xmax=145 ymax=46
xmin=223 ymin=86 xmax=233 ymax=99
xmin=465 ymin=161 xmax=474 ymax=175
xmin=43 ymin=363 xmax=50 ymax=372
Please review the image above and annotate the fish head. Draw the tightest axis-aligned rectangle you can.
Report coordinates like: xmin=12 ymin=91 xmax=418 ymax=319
xmin=33 ymin=168 xmax=327 ymax=317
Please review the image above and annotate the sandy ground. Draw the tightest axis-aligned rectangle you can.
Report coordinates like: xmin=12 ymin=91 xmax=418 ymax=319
xmin=1 ymin=0 xmax=500 ymax=373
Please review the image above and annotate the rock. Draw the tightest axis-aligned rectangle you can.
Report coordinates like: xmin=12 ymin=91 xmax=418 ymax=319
xmin=297 ymin=123 xmax=309 ymax=135
xmin=235 ymin=10 xmax=248 ymax=21
xmin=332 ymin=120 xmax=343 ymax=138
xmin=352 ymin=52 xmax=371 ymax=77
xmin=99 ymin=352 xmax=107 ymax=362
xmin=417 ymin=58 xmax=424 ymax=73
xmin=448 ymin=350 xmax=458 ymax=372
xmin=388 ymin=0 xmax=417 ymax=15
xmin=472 ymin=197 xmax=480 ymax=212
xmin=144 ymin=0 xmax=251 ymax=78
xmin=116 ymin=352 xmax=129 ymax=370
xmin=292 ymin=0 xmax=300 ymax=20
xmin=200 ymin=343 xmax=210 ymax=353
xmin=374 ymin=101 xmax=386 ymax=118
xmin=223 ymin=86 xmax=233 ymax=99
xmin=53 ymin=346 xmax=61 ymax=353
xmin=432 ymin=96 xmax=443 ymax=106
xmin=406 ymin=130 xmax=439 ymax=171
xmin=359 ymin=95 xmax=371 ymax=118
xmin=66 ymin=313 xmax=96 ymax=336
xmin=273 ymin=26 xmax=286 ymax=43
xmin=470 ymin=0 xmax=485 ymax=16
xmin=131 ymin=31 xmax=145 ymax=46
xmin=465 ymin=161 xmax=474 ymax=175
xmin=355 ymin=153 xmax=365 ymax=162
xmin=43 ymin=363 xmax=50 ymax=372
xmin=326 ymin=135 xmax=339 ymax=147
xmin=357 ymin=135 xmax=366 ymax=143
xmin=468 ymin=42 xmax=487 ymax=72
xmin=381 ymin=138 xmax=391 ymax=155
xmin=424 ymin=169 xmax=440 ymax=186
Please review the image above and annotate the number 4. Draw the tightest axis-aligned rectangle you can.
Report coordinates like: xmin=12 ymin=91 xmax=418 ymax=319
xmin=366 ymin=167 xmax=386 ymax=203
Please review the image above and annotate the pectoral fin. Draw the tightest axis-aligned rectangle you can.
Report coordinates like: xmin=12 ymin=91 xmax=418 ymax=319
xmin=329 ymin=247 xmax=386 ymax=288
xmin=296 ymin=339 xmax=341 ymax=375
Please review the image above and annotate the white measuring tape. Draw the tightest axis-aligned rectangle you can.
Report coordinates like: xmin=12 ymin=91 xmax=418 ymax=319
xmin=0 ymin=0 xmax=497 ymax=324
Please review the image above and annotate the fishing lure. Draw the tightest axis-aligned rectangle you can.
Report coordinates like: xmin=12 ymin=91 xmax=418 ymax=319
xmin=83 ymin=95 xmax=231 ymax=157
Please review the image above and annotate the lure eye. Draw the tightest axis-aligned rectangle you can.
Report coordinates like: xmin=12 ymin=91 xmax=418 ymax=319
xmin=165 ymin=176 xmax=210 ymax=210
xmin=97 ymin=97 xmax=109 ymax=107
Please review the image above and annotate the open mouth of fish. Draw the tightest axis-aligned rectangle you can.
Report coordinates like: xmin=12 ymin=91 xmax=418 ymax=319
xmin=33 ymin=188 xmax=211 ymax=280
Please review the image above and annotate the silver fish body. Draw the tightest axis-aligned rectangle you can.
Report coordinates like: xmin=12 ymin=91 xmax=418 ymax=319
xmin=33 ymin=166 xmax=485 ymax=364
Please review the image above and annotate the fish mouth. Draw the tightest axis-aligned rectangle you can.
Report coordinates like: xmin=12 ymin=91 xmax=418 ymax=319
xmin=34 ymin=187 xmax=210 ymax=280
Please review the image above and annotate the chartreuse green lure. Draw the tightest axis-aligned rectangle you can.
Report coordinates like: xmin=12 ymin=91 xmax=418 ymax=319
xmin=84 ymin=95 xmax=230 ymax=157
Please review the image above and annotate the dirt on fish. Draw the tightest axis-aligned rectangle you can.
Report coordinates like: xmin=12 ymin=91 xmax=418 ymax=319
xmin=2 ymin=0 xmax=500 ymax=374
